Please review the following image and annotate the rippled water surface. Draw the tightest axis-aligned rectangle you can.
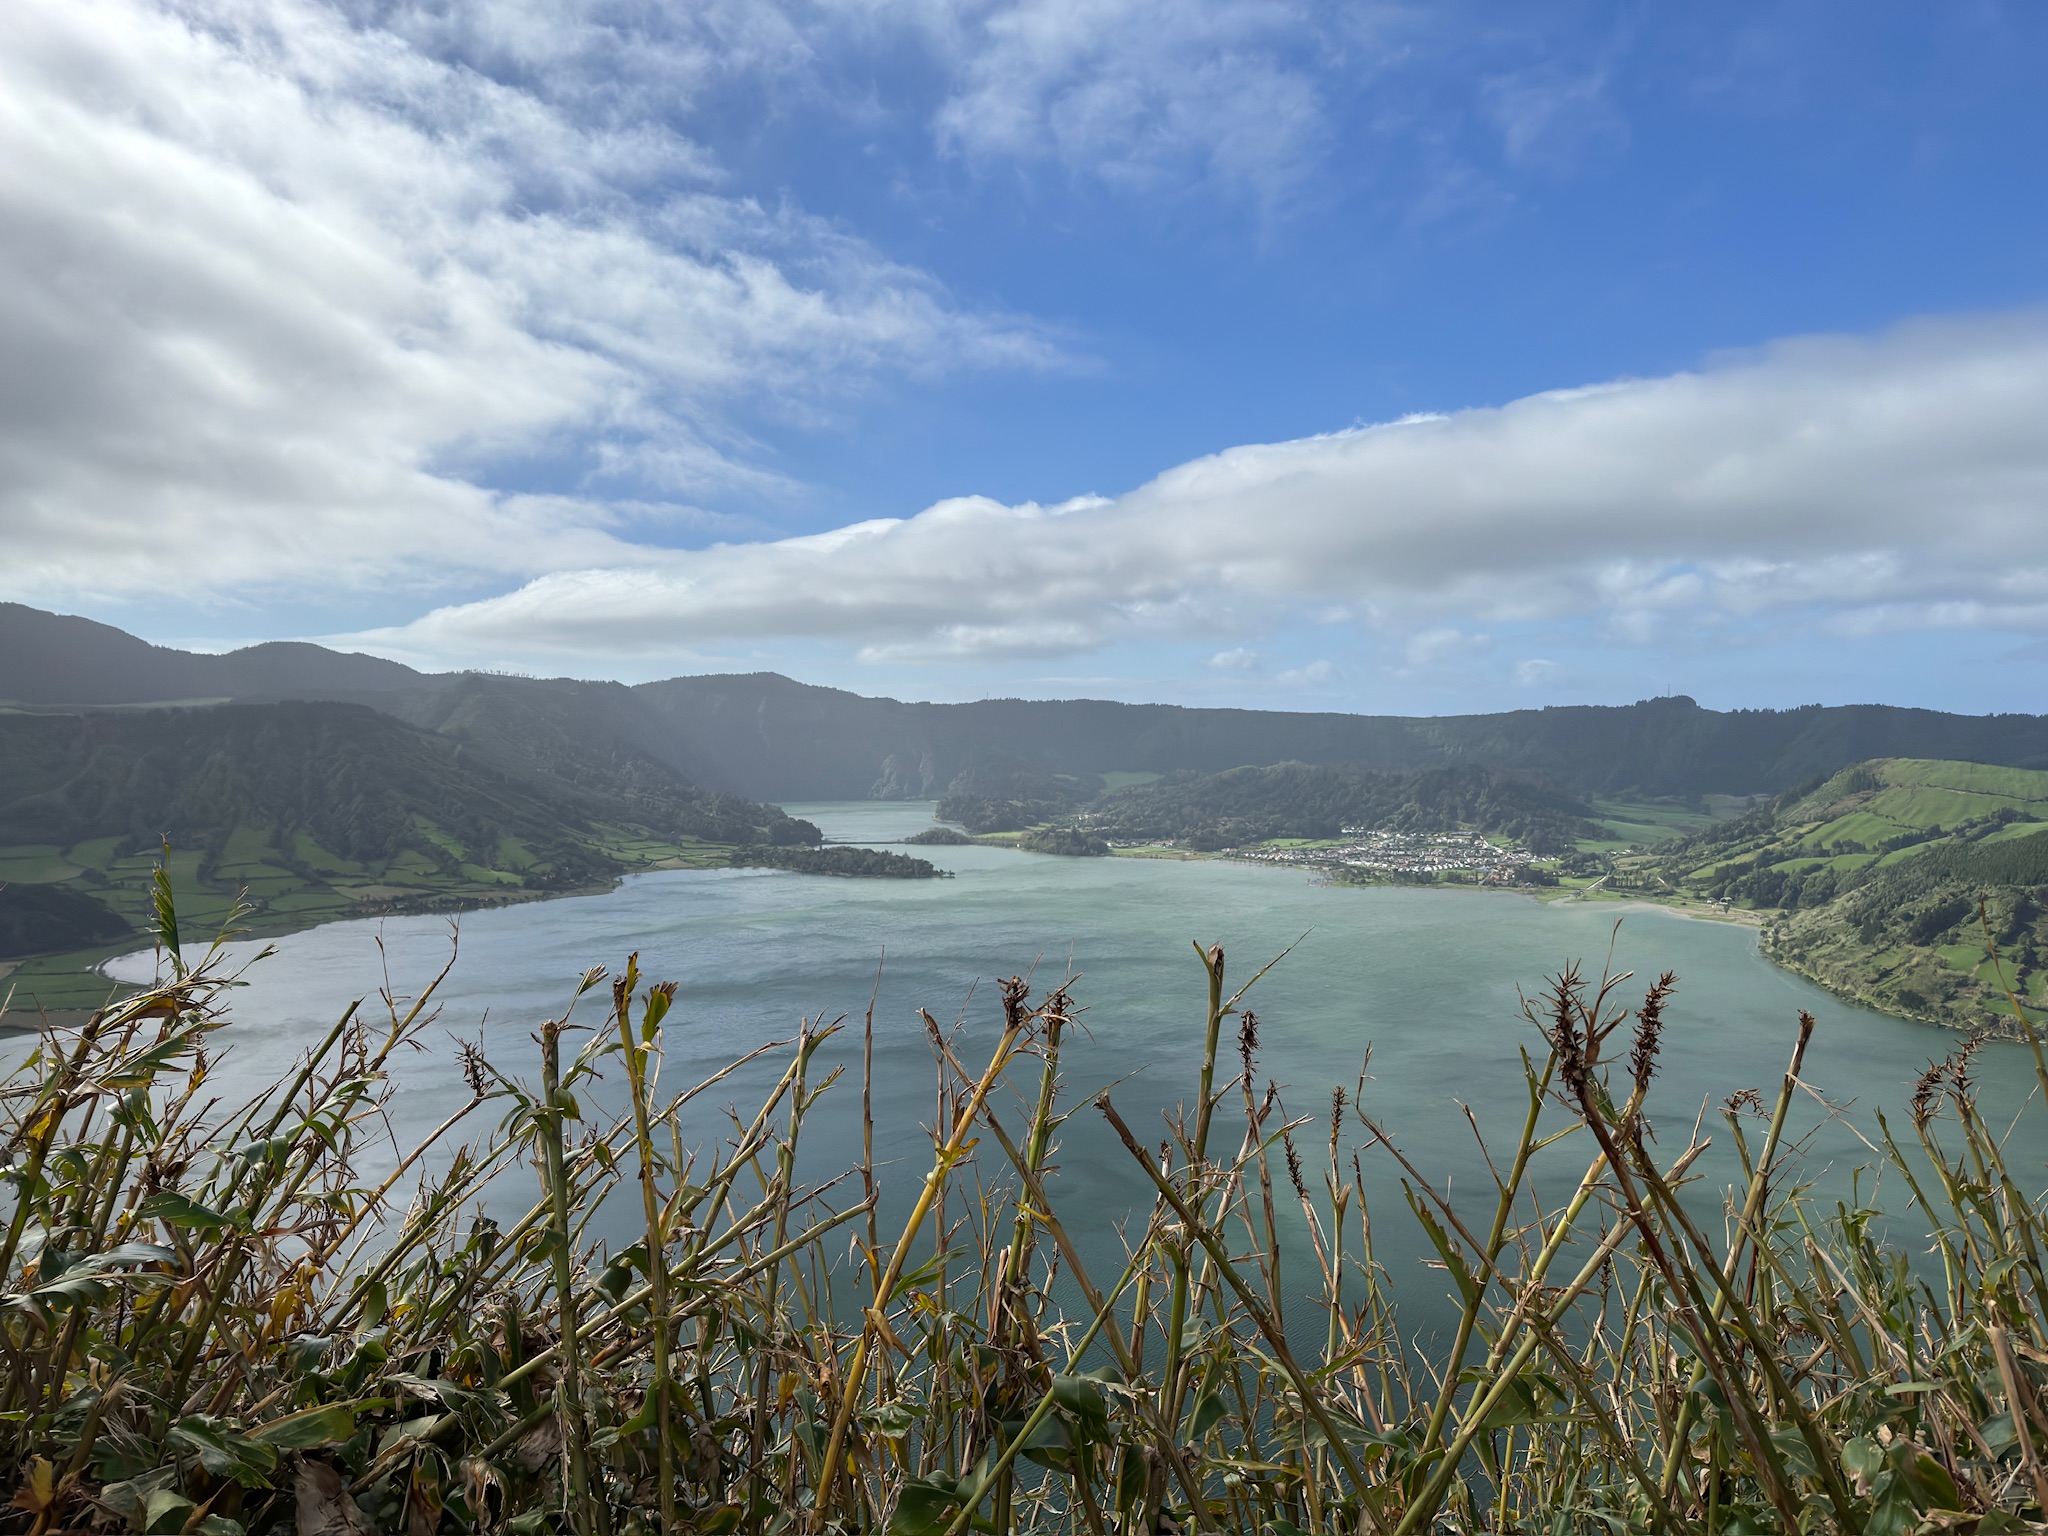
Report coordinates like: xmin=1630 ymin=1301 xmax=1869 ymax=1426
xmin=92 ymin=801 xmax=2046 ymax=1336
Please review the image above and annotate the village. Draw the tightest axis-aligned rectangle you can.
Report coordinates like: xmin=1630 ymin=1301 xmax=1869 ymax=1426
xmin=1231 ymin=827 xmax=1537 ymax=883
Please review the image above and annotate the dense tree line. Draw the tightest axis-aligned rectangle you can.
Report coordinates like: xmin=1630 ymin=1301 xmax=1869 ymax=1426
xmin=934 ymin=765 xmax=1097 ymax=834
xmin=0 ymin=883 xmax=131 ymax=959
xmin=1016 ymin=826 xmax=1109 ymax=856
xmin=1832 ymin=829 xmax=2048 ymax=948
xmin=728 ymin=846 xmax=946 ymax=878
xmin=0 ymin=704 xmax=819 ymax=890
xmin=1073 ymin=762 xmax=1597 ymax=853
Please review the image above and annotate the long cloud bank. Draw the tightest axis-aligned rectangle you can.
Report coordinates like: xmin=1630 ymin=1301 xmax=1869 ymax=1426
xmin=360 ymin=308 xmax=2048 ymax=665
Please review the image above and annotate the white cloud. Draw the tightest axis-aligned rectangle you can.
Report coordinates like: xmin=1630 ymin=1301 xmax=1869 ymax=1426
xmin=355 ymin=307 xmax=2048 ymax=668
xmin=0 ymin=0 xmax=1051 ymax=602
xmin=1403 ymin=627 xmax=1490 ymax=666
xmin=1512 ymin=658 xmax=1559 ymax=686
xmin=1276 ymin=659 xmax=1336 ymax=686
xmin=927 ymin=0 xmax=1330 ymax=205
xmin=1206 ymin=647 xmax=1261 ymax=671
xmin=1480 ymin=64 xmax=1626 ymax=172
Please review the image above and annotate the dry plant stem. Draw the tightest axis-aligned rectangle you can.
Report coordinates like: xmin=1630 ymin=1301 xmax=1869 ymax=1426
xmin=1390 ymin=1182 xmax=1655 ymax=1536
xmin=1409 ymin=1051 xmax=1559 ymax=1471
xmin=612 ymin=957 xmax=677 ymax=1536
xmin=1622 ymin=1117 xmax=1858 ymax=1526
xmin=541 ymin=1015 xmax=602 ymax=1536
xmin=751 ymin=1018 xmax=821 ymax=1519
xmin=965 ymin=1100 xmax=1210 ymax=1514
xmin=1657 ymin=1011 xmax=1813 ymax=1499
xmin=940 ymin=1240 xmax=1150 ymax=1536
xmin=1162 ymin=943 xmax=1227 ymax=1445
xmin=1098 ymin=1094 xmax=1380 ymax=1536
xmin=992 ymin=989 xmax=1067 ymax=1534
xmin=1994 ymin=1323 xmax=2048 ymax=1511
xmin=862 ymin=952 xmax=884 ymax=1312
xmin=811 ymin=997 xmax=1033 ymax=1520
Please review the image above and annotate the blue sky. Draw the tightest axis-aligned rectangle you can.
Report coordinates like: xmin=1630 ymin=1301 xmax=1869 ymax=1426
xmin=4 ymin=0 xmax=2047 ymax=714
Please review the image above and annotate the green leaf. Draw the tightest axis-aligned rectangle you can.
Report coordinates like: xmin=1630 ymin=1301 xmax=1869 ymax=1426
xmin=1018 ymin=1410 xmax=1074 ymax=1470
xmin=286 ymin=1335 xmax=333 ymax=1376
xmin=168 ymin=1417 xmax=278 ymax=1486
xmin=1051 ymin=1374 xmax=1110 ymax=1434
xmin=139 ymin=1191 xmax=234 ymax=1233
xmin=1863 ymin=1479 xmax=1918 ymax=1536
xmin=1406 ymin=1191 xmax=1480 ymax=1311
xmin=1189 ymin=1389 xmax=1228 ymax=1442
xmin=889 ymin=1246 xmax=963 ymax=1303
xmin=153 ymin=855 xmax=183 ymax=979
xmin=1767 ymin=1425 xmax=1819 ymax=1481
xmin=641 ymin=986 xmax=672 ymax=1038
xmin=1841 ymin=1434 xmax=1883 ymax=1484
xmin=250 ymin=1401 xmax=356 ymax=1449
xmin=889 ymin=1478 xmax=964 ymax=1536
xmin=1479 ymin=1379 xmax=1555 ymax=1431
xmin=144 ymin=1489 xmax=196 ymax=1536
xmin=355 ymin=1277 xmax=389 ymax=1327
xmin=386 ymin=1374 xmax=489 ymax=1415
xmin=93 ymin=1241 xmax=179 ymax=1270
xmin=1901 ymin=1449 xmax=1963 ymax=1510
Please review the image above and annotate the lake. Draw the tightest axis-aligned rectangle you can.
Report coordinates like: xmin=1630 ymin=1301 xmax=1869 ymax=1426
xmin=92 ymin=800 xmax=2047 ymax=1340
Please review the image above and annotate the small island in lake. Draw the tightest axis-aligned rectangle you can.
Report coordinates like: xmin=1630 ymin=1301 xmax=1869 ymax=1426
xmin=730 ymin=845 xmax=949 ymax=878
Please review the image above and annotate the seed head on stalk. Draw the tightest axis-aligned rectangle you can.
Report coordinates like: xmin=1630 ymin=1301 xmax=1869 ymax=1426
xmin=1548 ymin=966 xmax=1591 ymax=1104
xmin=1630 ymin=972 xmax=1678 ymax=1095
xmin=1283 ymin=1131 xmax=1308 ymax=1201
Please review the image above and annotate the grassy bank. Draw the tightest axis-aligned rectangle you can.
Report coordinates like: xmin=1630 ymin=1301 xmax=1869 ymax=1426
xmin=7 ymin=881 xmax=2048 ymax=1534
xmin=0 ymin=830 xmax=737 ymax=1014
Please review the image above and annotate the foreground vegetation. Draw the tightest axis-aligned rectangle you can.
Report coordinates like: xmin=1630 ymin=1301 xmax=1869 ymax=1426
xmin=9 ymin=878 xmax=2048 ymax=1534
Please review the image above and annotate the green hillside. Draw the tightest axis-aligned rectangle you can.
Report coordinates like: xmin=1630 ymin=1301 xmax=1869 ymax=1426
xmin=1627 ymin=758 xmax=2048 ymax=1031
xmin=0 ymin=702 xmax=818 ymax=1013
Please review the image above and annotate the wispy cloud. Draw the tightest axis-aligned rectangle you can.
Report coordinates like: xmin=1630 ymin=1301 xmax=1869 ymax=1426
xmin=351 ymin=308 xmax=2048 ymax=667
xmin=927 ymin=0 xmax=1331 ymax=208
xmin=0 ymin=0 xmax=1054 ymax=601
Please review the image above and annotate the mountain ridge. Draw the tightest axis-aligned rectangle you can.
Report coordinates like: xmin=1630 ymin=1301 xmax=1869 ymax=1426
xmin=7 ymin=603 xmax=2048 ymax=803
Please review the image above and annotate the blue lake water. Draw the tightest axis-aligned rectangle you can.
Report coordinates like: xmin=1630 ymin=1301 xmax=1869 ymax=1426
xmin=92 ymin=801 xmax=2047 ymax=1340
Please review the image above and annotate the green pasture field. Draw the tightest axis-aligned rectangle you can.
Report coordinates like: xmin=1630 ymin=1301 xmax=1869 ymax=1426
xmin=1589 ymin=796 xmax=1719 ymax=845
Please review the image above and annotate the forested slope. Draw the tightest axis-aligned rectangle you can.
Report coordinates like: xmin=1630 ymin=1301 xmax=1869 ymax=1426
xmin=0 ymin=702 xmax=817 ymax=965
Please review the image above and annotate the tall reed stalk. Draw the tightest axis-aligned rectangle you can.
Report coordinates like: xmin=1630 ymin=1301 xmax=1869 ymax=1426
xmin=7 ymin=873 xmax=2048 ymax=1536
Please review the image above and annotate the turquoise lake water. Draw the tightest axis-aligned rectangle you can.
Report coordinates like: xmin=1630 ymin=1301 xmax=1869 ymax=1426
xmin=91 ymin=800 xmax=2047 ymax=1340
